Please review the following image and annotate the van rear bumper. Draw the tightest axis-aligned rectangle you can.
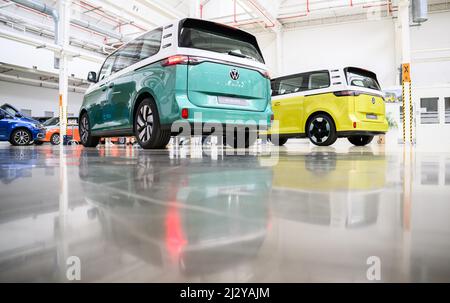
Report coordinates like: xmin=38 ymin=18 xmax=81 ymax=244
xmin=162 ymin=93 xmax=272 ymax=135
xmin=337 ymin=130 xmax=386 ymax=137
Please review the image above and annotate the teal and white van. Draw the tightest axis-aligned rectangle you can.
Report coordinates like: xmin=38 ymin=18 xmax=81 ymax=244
xmin=80 ymin=18 xmax=272 ymax=149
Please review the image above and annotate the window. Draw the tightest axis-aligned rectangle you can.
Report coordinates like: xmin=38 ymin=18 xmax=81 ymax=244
xmin=179 ymin=19 xmax=264 ymax=63
xmin=345 ymin=68 xmax=381 ymax=90
xmin=138 ymin=28 xmax=162 ymax=60
xmin=445 ymin=97 xmax=450 ymax=124
xmin=308 ymin=71 xmax=330 ymax=90
xmin=271 ymin=74 xmax=307 ymax=97
xmin=421 ymin=161 xmax=439 ymax=185
xmin=420 ymin=97 xmax=439 ymax=124
xmin=44 ymin=111 xmax=54 ymax=117
xmin=98 ymin=54 xmax=117 ymax=81
xmin=112 ymin=41 xmax=142 ymax=73
xmin=68 ymin=118 xmax=78 ymax=125
xmin=20 ymin=109 xmax=32 ymax=117
xmin=43 ymin=117 xmax=59 ymax=127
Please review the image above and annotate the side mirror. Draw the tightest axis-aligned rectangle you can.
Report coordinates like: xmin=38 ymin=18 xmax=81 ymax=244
xmin=87 ymin=71 xmax=97 ymax=83
xmin=0 ymin=112 xmax=5 ymax=120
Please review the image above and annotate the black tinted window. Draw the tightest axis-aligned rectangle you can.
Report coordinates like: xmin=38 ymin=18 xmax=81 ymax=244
xmin=113 ymin=40 xmax=142 ymax=73
xmin=271 ymin=75 xmax=307 ymax=96
xmin=179 ymin=19 xmax=264 ymax=63
xmin=98 ymin=55 xmax=116 ymax=81
xmin=346 ymin=68 xmax=380 ymax=90
xmin=309 ymin=72 xmax=330 ymax=89
xmin=138 ymin=28 xmax=162 ymax=59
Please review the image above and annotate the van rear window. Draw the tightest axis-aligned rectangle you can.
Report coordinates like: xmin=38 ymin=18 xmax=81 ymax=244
xmin=179 ymin=19 xmax=264 ymax=63
xmin=345 ymin=68 xmax=381 ymax=90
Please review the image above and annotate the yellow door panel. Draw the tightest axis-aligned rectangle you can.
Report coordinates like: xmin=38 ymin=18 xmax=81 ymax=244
xmin=302 ymin=93 xmax=352 ymax=132
xmin=272 ymin=95 xmax=303 ymax=134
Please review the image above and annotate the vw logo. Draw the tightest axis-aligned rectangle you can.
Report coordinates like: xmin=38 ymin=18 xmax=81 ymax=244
xmin=372 ymin=97 xmax=376 ymax=104
xmin=230 ymin=69 xmax=239 ymax=80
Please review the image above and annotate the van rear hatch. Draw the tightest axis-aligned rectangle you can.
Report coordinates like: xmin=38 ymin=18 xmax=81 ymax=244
xmin=345 ymin=67 xmax=385 ymax=118
xmin=179 ymin=19 xmax=269 ymax=112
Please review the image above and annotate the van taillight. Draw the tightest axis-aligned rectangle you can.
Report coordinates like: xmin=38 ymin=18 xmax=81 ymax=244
xmin=262 ymin=70 xmax=271 ymax=79
xmin=162 ymin=56 xmax=204 ymax=67
xmin=333 ymin=90 xmax=361 ymax=97
xmin=162 ymin=55 xmax=190 ymax=67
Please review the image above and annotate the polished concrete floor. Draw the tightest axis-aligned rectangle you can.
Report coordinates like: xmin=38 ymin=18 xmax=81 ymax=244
xmin=0 ymin=139 xmax=449 ymax=282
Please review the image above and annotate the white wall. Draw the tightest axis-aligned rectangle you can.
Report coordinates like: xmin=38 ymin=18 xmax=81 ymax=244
xmin=411 ymin=11 xmax=450 ymax=87
xmin=0 ymin=81 xmax=83 ymax=117
xmin=274 ymin=18 xmax=397 ymax=87
xmin=0 ymin=37 xmax=101 ymax=80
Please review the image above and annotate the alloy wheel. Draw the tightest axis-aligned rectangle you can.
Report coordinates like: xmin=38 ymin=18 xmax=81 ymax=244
xmin=309 ymin=117 xmax=331 ymax=144
xmin=80 ymin=115 xmax=89 ymax=144
xmin=14 ymin=130 xmax=30 ymax=145
xmin=136 ymin=105 xmax=153 ymax=143
xmin=52 ymin=134 xmax=60 ymax=145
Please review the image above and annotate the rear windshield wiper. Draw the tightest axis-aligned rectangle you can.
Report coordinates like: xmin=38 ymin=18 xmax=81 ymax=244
xmin=227 ymin=51 xmax=254 ymax=60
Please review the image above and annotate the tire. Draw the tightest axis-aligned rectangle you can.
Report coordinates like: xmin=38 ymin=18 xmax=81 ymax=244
xmin=348 ymin=135 xmax=374 ymax=146
xmin=226 ymin=129 xmax=257 ymax=148
xmin=134 ymin=98 xmax=171 ymax=149
xmin=10 ymin=128 xmax=32 ymax=146
xmin=50 ymin=133 xmax=60 ymax=145
xmin=34 ymin=140 xmax=44 ymax=146
xmin=79 ymin=112 xmax=100 ymax=148
xmin=269 ymin=136 xmax=288 ymax=146
xmin=306 ymin=113 xmax=338 ymax=146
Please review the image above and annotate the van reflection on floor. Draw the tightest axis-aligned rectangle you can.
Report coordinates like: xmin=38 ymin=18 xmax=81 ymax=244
xmin=80 ymin=149 xmax=272 ymax=276
xmin=271 ymin=146 xmax=387 ymax=228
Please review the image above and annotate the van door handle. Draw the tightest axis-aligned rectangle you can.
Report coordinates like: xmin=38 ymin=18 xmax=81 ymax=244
xmin=273 ymin=102 xmax=281 ymax=106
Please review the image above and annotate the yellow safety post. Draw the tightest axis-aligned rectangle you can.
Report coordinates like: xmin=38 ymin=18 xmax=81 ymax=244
xmin=401 ymin=63 xmax=411 ymax=144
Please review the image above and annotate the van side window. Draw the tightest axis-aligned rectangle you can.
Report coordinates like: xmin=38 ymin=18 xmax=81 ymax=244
xmin=98 ymin=54 xmax=116 ymax=81
xmin=138 ymin=28 xmax=163 ymax=60
xmin=271 ymin=74 xmax=307 ymax=97
xmin=308 ymin=72 xmax=330 ymax=90
xmin=113 ymin=41 xmax=142 ymax=73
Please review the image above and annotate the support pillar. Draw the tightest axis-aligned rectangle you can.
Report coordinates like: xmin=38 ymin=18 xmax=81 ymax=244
xmin=58 ymin=0 xmax=71 ymax=147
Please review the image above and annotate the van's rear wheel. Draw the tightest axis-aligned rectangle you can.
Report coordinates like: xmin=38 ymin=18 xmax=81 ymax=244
xmin=79 ymin=112 xmax=99 ymax=148
xmin=134 ymin=98 xmax=171 ymax=149
xmin=348 ymin=135 xmax=374 ymax=146
xmin=307 ymin=114 xmax=337 ymax=146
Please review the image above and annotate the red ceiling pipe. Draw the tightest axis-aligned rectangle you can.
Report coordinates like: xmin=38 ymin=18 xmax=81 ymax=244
xmin=76 ymin=1 xmax=147 ymax=32
xmin=247 ymin=0 xmax=276 ymax=28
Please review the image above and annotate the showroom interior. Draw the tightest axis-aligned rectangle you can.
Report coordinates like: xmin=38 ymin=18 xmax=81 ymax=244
xmin=0 ymin=0 xmax=449 ymax=283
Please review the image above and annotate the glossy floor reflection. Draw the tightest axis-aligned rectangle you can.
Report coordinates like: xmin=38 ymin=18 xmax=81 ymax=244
xmin=0 ymin=141 xmax=449 ymax=282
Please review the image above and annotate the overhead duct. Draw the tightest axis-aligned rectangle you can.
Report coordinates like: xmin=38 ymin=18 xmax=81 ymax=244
xmin=10 ymin=0 xmax=60 ymax=67
xmin=70 ymin=18 xmax=124 ymax=41
xmin=11 ymin=0 xmax=59 ymax=43
xmin=412 ymin=0 xmax=428 ymax=23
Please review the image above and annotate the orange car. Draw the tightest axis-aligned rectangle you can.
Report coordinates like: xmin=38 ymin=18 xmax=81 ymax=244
xmin=36 ymin=117 xmax=80 ymax=145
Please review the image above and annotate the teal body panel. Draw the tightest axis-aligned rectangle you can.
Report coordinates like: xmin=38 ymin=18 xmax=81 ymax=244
xmin=80 ymin=61 xmax=272 ymax=134
xmin=187 ymin=62 xmax=269 ymax=112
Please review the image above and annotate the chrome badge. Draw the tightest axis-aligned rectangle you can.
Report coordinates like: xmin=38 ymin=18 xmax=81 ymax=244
xmin=230 ymin=69 xmax=239 ymax=80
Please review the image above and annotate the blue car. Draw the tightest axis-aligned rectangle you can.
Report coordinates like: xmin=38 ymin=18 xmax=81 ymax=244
xmin=0 ymin=104 xmax=46 ymax=146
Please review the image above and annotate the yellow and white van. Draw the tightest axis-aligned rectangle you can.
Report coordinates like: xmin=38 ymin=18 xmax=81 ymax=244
xmin=269 ymin=67 xmax=388 ymax=146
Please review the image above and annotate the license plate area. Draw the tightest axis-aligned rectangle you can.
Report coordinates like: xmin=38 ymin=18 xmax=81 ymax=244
xmin=217 ymin=96 xmax=249 ymax=106
xmin=366 ymin=114 xmax=378 ymax=120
